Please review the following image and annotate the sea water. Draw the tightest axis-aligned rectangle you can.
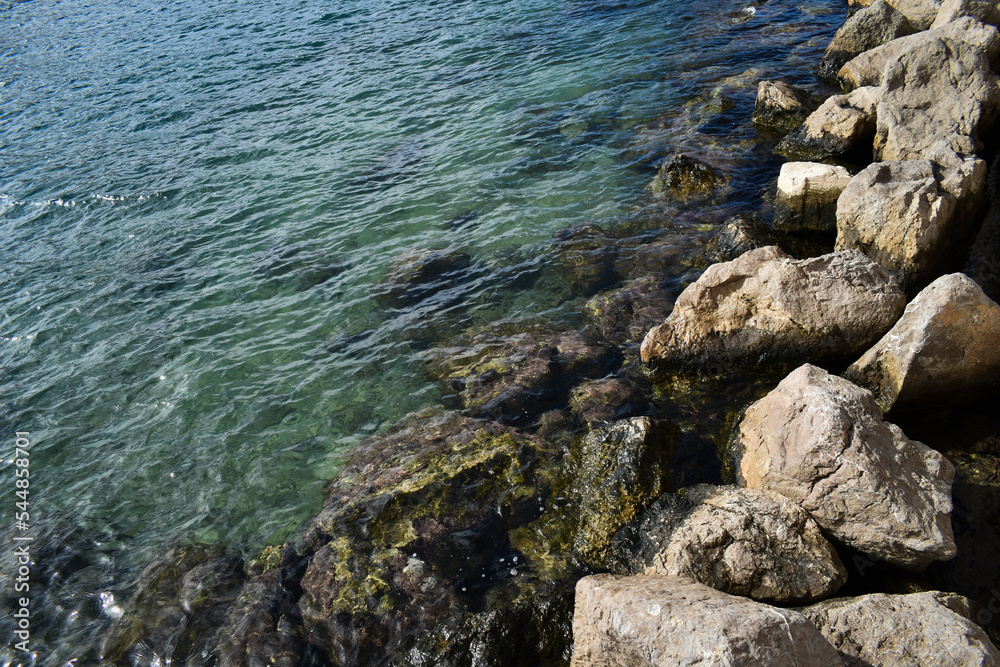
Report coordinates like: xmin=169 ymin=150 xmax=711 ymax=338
xmin=1 ymin=0 xmax=842 ymax=659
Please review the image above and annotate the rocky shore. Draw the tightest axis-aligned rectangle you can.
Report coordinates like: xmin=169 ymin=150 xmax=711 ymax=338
xmin=6 ymin=1 xmax=1000 ymax=665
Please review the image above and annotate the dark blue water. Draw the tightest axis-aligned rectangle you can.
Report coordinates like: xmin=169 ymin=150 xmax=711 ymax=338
xmin=1 ymin=0 xmax=843 ymax=661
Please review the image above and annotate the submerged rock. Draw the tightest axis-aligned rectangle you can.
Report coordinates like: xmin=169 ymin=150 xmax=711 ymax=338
xmin=736 ymin=364 xmax=957 ymax=571
xmin=99 ymin=545 xmax=245 ymax=666
xmin=373 ymin=248 xmax=477 ymax=309
xmin=570 ymin=574 xmax=844 ymax=667
xmin=835 ymin=152 xmax=987 ymax=292
xmin=583 ymin=275 xmax=677 ymax=344
xmin=752 ymin=80 xmax=818 ymax=133
xmin=568 ymin=377 xmax=647 ymax=427
xmin=874 ymin=34 xmax=1000 ymax=161
xmin=706 ymin=213 xmax=774 ymax=262
xmin=611 ymin=485 xmax=847 ymax=604
xmin=774 ymin=162 xmax=853 ymax=232
xmin=777 ymin=87 xmax=879 ymax=162
xmin=846 ymin=273 xmax=1000 ymax=410
xmin=640 ymin=247 xmax=905 ymax=369
xmin=648 ymin=153 xmax=726 ymax=201
xmin=548 ymin=224 xmax=621 ymax=298
xmin=800 ymin=591 xmax=1000 ymax=666
xmin=819 ymin=0 xmax=915 ymax=79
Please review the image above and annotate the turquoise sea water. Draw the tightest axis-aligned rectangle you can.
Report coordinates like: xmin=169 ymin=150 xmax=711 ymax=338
xmin=2 ymin=0 xmax=842 ymax=660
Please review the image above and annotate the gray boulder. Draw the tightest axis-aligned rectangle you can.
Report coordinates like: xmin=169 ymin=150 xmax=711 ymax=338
xmin=800 ymin=591 xmax=1000 ymax=666
xmin=777 ymin=87 xmax=879 ymax=161
xmin=839 ymin=17 xmax=1000 ymax=90
xmin=932 ymin=0 xmax=1000 ymax=27
xmin=612 ymin=485 xmax=848 ymax=604
xmin=752 ymin=80 xmax=818 ymax=132
xmin=819 ymin=0 xmax=915 ymax=79
xmin=835 ymin=151 xmax=987 ymax=292
xmin=846 ymin=273 xmax=1000 ymax=409
xmin=775 ymin=162 xmax=854 ymax=232
xmin=571 ymin=575 xmax=844 ymax=667
xmin=640 ymin=247 xmax=906 ymax=368
xmin=874 ymin=34 xmax=1000 ymax=161
xmin=736 ymin=364 xmax=957 ymax=571
xmin=887 ymin=0 xmax=945 ymax=29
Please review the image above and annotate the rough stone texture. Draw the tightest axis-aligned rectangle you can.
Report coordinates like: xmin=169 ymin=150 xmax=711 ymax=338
xmin=568 ymin=377 xmax=646 ymax=427
xmin=570 ymin=575 xmax=844 ymax=667
xmin=707 ymin=213 xmax=774 ymax=262
xmin=888 ymin=0 xmax=945 ymax=29
xmin=932 ymin=0 xmax=1000 ymax=27
xmin=874 ymin=34 xmax=1000 ymax=161
xmin=610 ymin=485 xmax=848 ymax=604
xmin=640 ymin=247 xmax=906 ymax=368
xmin=800 ymin=592 xmax=1000 ymax=667
xmin=846 ymin=273 xmax=1000 ymax=410
xmin=775 ymin=162 xmax=853 ymax=232
xmin=777 ymin=87 xmax=879 ymax=161
xmin=819 ymin=0 xmax=915 ymax=79
xmin=752 ymin=80 xmax=818 ymax=132
xmin=835 ymin=152 xmax=987 ymax=292
xmin=648 ymin=153 xmax=726 ymax=201
xmin=583 ymin=276 xmax=677 ymax=344
xmin=736 ymin=364 xmax=957 ymax=571
xmin=839 ymin=17 xmax=1000 ymax=90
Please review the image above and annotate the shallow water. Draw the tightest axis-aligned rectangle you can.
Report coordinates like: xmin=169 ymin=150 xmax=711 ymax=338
xmin=1 ymin=0 xmax=843 ymax=660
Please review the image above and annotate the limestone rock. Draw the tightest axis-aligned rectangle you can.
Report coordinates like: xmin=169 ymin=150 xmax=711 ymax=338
xmin=736 ymin=364 xmax=957 ymax=571
xmin=874 ymin=34 xmax=1000 ymax=161
xmin=888 ymin=0 xmax=945 ymax=29
xmin=777 ymin=87 xmax=879 ymax=161
xmin=648 ymin=153 xmax=726 ymax=201
xmin=752 ymin=80 xmax=818 ymax=132
xmin=819 ymin=0 xmax=915 ymax=79
xmin=775 ymin=162 xmax=853 ymax=232
xmin=846 ymin=273 xmax=1000 ymax=409
xmin=800 ymin=592 xmax=1000 ymax=666
xmin=640 ymin=247 xmax=905 ymax=368
xmin=611 ymin=485 xmax=848 ymax=604
xmin=570 ymin=574 xmax=844 ymax=667
xmin=932 ymin=0 xmax=1000 ymax=27
xmin=835 ymin=153 xmax=987 ymax=292
xmin=707 ymin=213 xmax=774 ymax=262
xmin=839 ymin=17 xmax=1000 ymax=90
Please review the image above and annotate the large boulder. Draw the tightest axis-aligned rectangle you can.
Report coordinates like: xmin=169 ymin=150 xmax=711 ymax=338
xmin=887 ymin=0 xmax=946 ymax=29
xmin=845 ymin=273 xmax=1000 ymax=409
xmin=640 ymin=247 xmax=906 ymax=369
xmin=570 ymin=575 xmax=844 ymax=667
xmin=774 ymin=162 xmax=854 ymax=232
xmin=819 ymin=0 xmax=915 ymax=79
xmin=931 ymin=0 xmax=1000 ymax=27
xmin=610 ymin=485 xmax=848 ymax=604
xmin=776 ymin=87 xmax=879 ymax=161
xmin=835 ymin=151 xmax=987 ymax=292
xmin=874 ymin=35 xmax=1000 ymax=161
xmin=800 ymin=592 xmax=1000 ymax=666
xmin=839 ymin=17 xmax=1000 ymax=90
xmin=752 ymin=80 xmax=819 ymax=132
xmin=735 ymin=364 xmax=957 ymax=571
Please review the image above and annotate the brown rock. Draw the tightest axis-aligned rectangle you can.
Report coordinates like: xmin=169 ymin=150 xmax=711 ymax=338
xmin=752 ymin=80 xmax=818 ymax=132
xmin=774 ymin=162 xmax=854 ymax=232
xmin=777 ymin=87 xmax=879 ymax=161
xmin=736 ymin=364 xmax=957 ymax=570
xmin=648 ymin=153 xmax=726 ymax=201
xmin=819 ymin=0 xmax=915 ymax=79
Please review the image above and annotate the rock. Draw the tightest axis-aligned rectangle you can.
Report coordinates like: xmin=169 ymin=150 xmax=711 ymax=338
xmin=888 ymin=0 xmax=945 ymax=29
xmin=967 ymin=153 xmax=1000 ymax=301
xmin=774 ymin=162 xmax=854 ymax=232
xmin=568 ymin=377 xmax=646 ymax=427
xmin=425 ymin=324 xmax=611 ymax=424
xmin=839 ymin=17 xmax=1000 ymax=90
xmin=372 ymin=248 xmax=477 ymax=308
xmin=932 ymin=0 xmax=1000 ymax=27
xmin=648 ymin=153 xmax=726 ymax=201
xmin=845 ymin=273 xmax=1000 ymax=410
xmin=297 ymin=410 xmax=570 ymax=666
xmin=582 ymin=276 xmax=677 ymax=344
xmin=735 ymin=364 xmax=957 ymax=571
xmin=567 ymin=417 xmax=677 ymax=569
xmin=874 ymin=35 xmax=1000 ymax=161
xmin=549 ymin=224 xmax=621 ymax=298
xmin=707 ymin=213 xmax=774 ymax=262
xmin=835 ymin=152 xmax=987 ymax=292
xmin=819 ymin=0 xmax=915 ymax=79
xmin=777 ymin=87 xmax=879 ymax=161
xmin=640 ymin=247 xmax=906 ymax=369
xmin=610 ymin=485 xmax=848 ymax=604
xmin=570 ymin=574 xmax=844 ymax=667
xmin=100 ymin=545 xmax=246 ymax=666
xmin=800 ymin=591 xmax=1000 ymax=666
xmin=752 ymin=80 xmax=819 ymax=132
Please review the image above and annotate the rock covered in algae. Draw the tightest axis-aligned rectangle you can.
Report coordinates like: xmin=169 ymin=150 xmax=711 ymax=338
xmin=570 ymin=575 xmax=844 ymax=667
xmin=610 ymin=485 xmax=847 ymax=604
xmin=640 ymin=246 xmax=905 ymax=369
xmin=648 ymin=153 xmax=726 ymax=201
xmin=583 ymin=275 xmax=677 ymax=344
xmin=372 ymin=247 xmax=478 ymax=309
xmin=751 ymin=80 xmax=818 ymax=132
